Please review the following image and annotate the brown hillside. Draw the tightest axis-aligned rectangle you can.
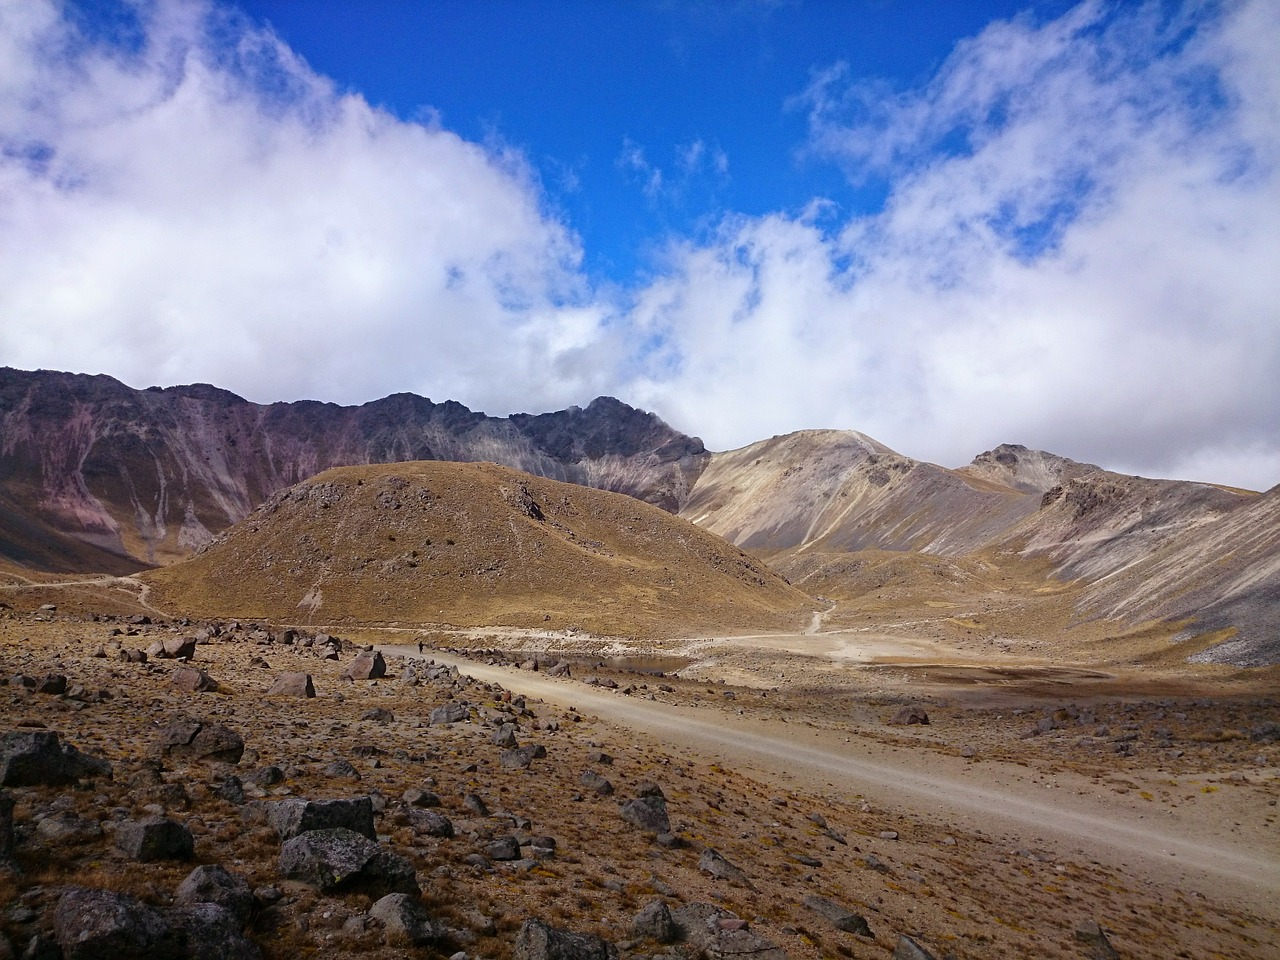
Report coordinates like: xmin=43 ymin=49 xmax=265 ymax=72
xmin=143 ymin=461 xmax=816 ymax=637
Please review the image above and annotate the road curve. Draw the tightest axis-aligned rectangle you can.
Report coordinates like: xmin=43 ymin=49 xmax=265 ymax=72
xmin=380 ymin=644 xmax=1279 ymax=922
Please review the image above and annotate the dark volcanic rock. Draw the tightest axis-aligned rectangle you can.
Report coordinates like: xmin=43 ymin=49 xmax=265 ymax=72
xmin=156 ymin=717 xmax=244 ymax=764
xmin=342 ymin=650 xmax=387 ymax=680
xmin=888 ymin=706 xmax=930 ymax=726
xmin=802 ymin=895 xmax=872 ymax=936
xmin=0 ymin=730 xmax=111 ymax=786
xmin=619 ymin=795 xmax=670 ymax=834
xmin=278 ymin=828 xmax=418 ymax=897
xmin=368 ymin=893 xmax=443 ymax=947
xmin=166 ymin=903 xmax=262 ymax=960
xmin=1075 ymin=919 xmax=1120 ymax=960
xmin=115 ymin=816 xmax=194 ymax=862
xmin=631 ymin=900 xmax=678 ymax=944
xmin=175 ymin=864 xmax=254 ymax=928
xmin=514 ymin=918 xmax=618 ymax=960
xmin=53 ymin=887 xmax=180 ymax=960
xmin=267 ymin=796 xmax=376 ymax=841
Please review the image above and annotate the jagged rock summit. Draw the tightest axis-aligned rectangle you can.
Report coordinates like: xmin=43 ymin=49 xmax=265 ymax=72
xmin=0 ymin=368 xmax=707 ymax=569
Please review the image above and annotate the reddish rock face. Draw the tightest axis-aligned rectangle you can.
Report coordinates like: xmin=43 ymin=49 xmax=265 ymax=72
xmin=0 ymin=367 xmax=708 ymax=569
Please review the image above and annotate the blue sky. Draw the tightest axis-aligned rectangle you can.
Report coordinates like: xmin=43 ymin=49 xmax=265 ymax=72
xmin=235 ymin=0 xmax=1077 ymax=282
xmin=2 ymin=0 xmax=1279 ymax=490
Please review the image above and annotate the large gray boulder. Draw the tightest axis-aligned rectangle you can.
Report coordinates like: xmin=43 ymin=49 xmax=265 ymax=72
xmin=167 ymin=903 xmax=262 ymax=960
xmin=267 ymin=797 xmax=375 ymax=841
xmin=156 ymin=717 xmax=244 ymax=764
xmin=619 ymin=795 xmax=670 ymax=834
xmin=176 ymin=864 xmax=254 ymax=928
xmin=631 ymin=900 xmax=678 ymax=944
xmin=0 ymin=731 xmax=112 ymax=786
xmin=893 ymin=935 xmax=939 ymax=960
xmin=514 ymin=919 xmax=618 ymax=960
xmin=802 ymin=895 xmax=872 ymax=936
xmin=115 ymin=816 xmax=194 ymax=862
xmin=278 ymin=828 xmax=418 ymax=897
xmin=368 ymin=893 xmax=443 ymax=947
xmin=53 ymin=888 xmax=180 ymax=960
xmin=429 ymin=701 xmax=469 ymax=725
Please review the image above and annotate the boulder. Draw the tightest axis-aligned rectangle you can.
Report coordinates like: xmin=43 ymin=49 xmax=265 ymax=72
xmin=172 ymin=666 xmax=218 ymax=693
xmin=163 ymin=637 xmax=198 ymax=660
xmin=888 ymin=706 xmax=930 ymax=726
xmin=0 ymin=731 xmax=112 ymax=786
xmin=265 ymin=673 xmax=314 ymax=697
xmin=619 ymin=795 xmax=670 ymax=834
xmin=514 ymin=919 xmax=618 ymax=960
xmin=175 ymin=864 xmax=254 ymax=928
xmin=115 ymin=816 xmax=194 ymax=862
xmin=486 ymin=836 xmax=521 ymax=861
xmin=671 ymin=904 xmax=786 ymax=960
xmin=278 ymin=828 xmax=418 ymax=897
xmin=429 ymin=702 xmax=469 ymax=725
xmin=36 ymin=812 xmax=103 ymax=845
xmin=698 ymin=848 xmax=753 ymax=888
xmin=268 ymin=797 xmax=375 ymax=841
xmin=892 ymin=934 xmax=939 ymax=959
xmin=1075 ymin=919 xmax=1120 ymax=960
xmin=802 ymin=895 xmax=872 ymax=936
xmin=631 ymin=900 xmax=678 ymax=944
xmin=35 ymin=674 xmax=67 ymax=695
xmin=342 ymin=651 xmax=386 ymax=680
xmin=492 ymin=723 xmax=519 ymax=747
xmin=361 ymin=708 xmax=394 ymax=723
xmin=407 ymin=808 xmax=454 ymax=838
xmin=501 ymin=745 xmax=547 ymax=770
xmin=166 ymin=902 xmax=262 ymax=960
xmin=156 ymin=717 xmax=244 ymax=764
xmin=579 ymin=771 xmax=614 ymax=796
xmin=368 ymin=893 xmax=443 ymax=947
xmin=53 ymin=887 xmax=180 ymax=960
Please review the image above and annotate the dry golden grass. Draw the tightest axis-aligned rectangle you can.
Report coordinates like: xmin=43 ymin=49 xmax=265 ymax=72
xmin=142 ymin=461 xmax=817 ymax=639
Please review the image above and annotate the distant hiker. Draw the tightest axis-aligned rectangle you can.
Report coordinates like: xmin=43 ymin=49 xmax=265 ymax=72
xmin=417 ymin=640 xmax=424 ymax=654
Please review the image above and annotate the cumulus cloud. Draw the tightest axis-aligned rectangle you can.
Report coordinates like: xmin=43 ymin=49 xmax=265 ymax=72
xmin=0 ymin=0 xmax=615 ymax=413
xmin=3 ymin=0 xmax=1278 ymax=492
xmin=628 ymin=0 xmax=1280 ymax=490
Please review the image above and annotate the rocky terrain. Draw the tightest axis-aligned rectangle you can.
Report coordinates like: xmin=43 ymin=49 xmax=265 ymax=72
xmin=0 ymin=606 xmax=1276 ymax=960
xmin=4 ymin=363 xmax=1279 ymax=661
xmin=0 ymin=368 xmax=707 ymax=567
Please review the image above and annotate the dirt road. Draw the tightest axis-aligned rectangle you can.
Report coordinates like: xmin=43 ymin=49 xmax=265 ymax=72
xmin=383 ymin=644 xmax=1279 ymax=924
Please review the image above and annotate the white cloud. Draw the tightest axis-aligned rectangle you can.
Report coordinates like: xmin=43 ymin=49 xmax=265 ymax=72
xmin=0 ymin=0 xmax=613 ymax=414
xmin=627 ymin=0 xmax=1280 ymax=490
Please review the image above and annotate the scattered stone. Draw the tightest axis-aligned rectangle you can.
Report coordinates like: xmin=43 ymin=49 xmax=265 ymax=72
xmin=369 ymin=893 xmax=443 ymax=947
xmin=278 ymin=828 xmax=418 ymax=897
xmin=35 ymin=674 xmax=67 ymax=695
xmin=408 ymin=808 xmax=455 ymax=838
xmin=879 ymin=830 xmax=899 ymax=841
xmin=0 ymin=731 xmax=112 ymax=786
xmin=167 ymin=902 xmax=262 ymax=960
xmin=157 ymin=717 xmax=244 ymax=764
xmin=892 ymin=935 xmax=939 ymax=960
xmin=322 ymin=758 xmax=362 ymax=780
xmin=268 ymin=796 xmax=376 ymax=841
xmin=431 ymin=702 xmax=469 ymax=725
xmin=514 ymin=918 xmax=618 ymax=960
xmin=266 ymin=673 xmax=315 ymax=697
xmin=462 ymin=793 xmax=490 ymax=817
xmin=620 ymin=795 xmax=670 ymax=834
xmin=671 ymin=903 xmax=785 ymax=960
xmin=632 ymin=900 xmax=678 ymax=944
xmin=579 ymin=770 xmax=614 ymax=796
xmin=35 ymin=811 xmax=103 ymax=845
xmin=888 ymin=706 xmax=930 ymax=726
xmin=362 ymin=708 xmax=394 ymax=724
xmin=176 ymin=864 xmax=254 ymax=928
xmin=486 ymin=836 xmax=521 ymax=861
xmin=172 ymin=666 xmax=218 ymax=693
xmin=492 ymin=723 xmax=519 ymax=748
xmin=1075 ymin=919 xmax=1120 ymax=960
xmin=802 ymin=895 xmax=873 ymax=936
xmin=403 ymin=787 xmax=441 ymax=807
xmin=501 ymin=745 xmax=547 ymax=770
xmin=52 ymin=887 xmax=178 ymax=960
xmin=698 ymin=848 xmax=752 ymax=888
xmin=342 ymin=650 xmax=387 ymax=680
xmin=115 ymin=816 xmax=195 ymax=862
